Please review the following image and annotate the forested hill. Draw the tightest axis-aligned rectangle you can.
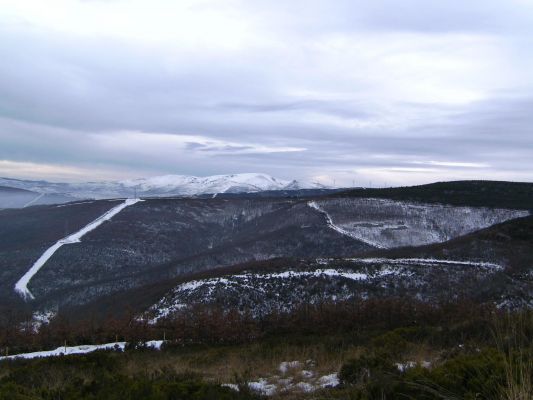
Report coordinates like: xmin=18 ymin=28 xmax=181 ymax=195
xmin=335 ymin=180 xmax=533 ymax=210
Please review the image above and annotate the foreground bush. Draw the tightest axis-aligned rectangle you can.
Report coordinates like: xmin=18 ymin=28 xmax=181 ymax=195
xmin=339 ymin=343 xmax=532 ymax=399
xmin=0 ymin=352 xmax=260 ymax=400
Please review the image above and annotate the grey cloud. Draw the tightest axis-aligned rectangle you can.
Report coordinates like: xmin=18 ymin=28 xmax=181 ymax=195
xmin=0 ymin=1 xmax=532 ymax=185
xmin=272 ymin=0 xmax=533 ymax=34
xmin=216 ymin=100 xmax=373 ymax=120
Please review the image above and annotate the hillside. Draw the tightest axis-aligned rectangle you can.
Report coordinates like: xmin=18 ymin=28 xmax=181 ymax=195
xmin=0 ymin=181 xmax=532 ymax=400
xmin=0 ymin=200 xmax=124 ymax=309
xmin=0 ymin=185 xmax=79 ymax=209
xmin=375 ymin=214 xmax=533 ymax=275
xmin=0 ymin=185 xmax=38 ymax=209
xmin=6 ymin=197 xmax=523 ymax=312
xmin=66 ymin=205 xmax=533 ymax=321
xmin=133 ymin=215 xmax=533 ymax=322
xmin=337 ymin=180 xmax=533 ymax=210
xmin=141 ymin=257 xmax=529 ymax=324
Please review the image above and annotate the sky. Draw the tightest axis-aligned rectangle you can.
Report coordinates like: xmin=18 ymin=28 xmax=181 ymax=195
xmin=0 ymin=0 xmax=532 ymax=187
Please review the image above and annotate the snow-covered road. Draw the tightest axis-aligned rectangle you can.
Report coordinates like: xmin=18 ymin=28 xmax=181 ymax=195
xmin=351 ymin=257 xmax=503 ymax=270
xmin=23 ymin=192 xmax=44 ymax=208
xmin=14 ymin=198 xmax=142 ymax=300
xmin=307 ymin=201 xmax=386 ymax=249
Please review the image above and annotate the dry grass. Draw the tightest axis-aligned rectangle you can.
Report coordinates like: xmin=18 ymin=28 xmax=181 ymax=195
xmin=389 ymin=340 xmax=438 ymax=366
xmin=123 ymin=339 xmax=362 ymax=383
xmin=495 ymin=313 xmax=533 ymax=400
xmin=120 ymin=335 xmax=443 ymax=399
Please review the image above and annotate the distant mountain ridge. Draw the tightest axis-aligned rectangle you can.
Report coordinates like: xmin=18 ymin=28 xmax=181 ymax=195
xmin=0 ymin=173 xmax=327 ymax=203
xmin=337 ymin=180 xmax=533 ymax=210
xmin=0 ymin=185 xmax=39 ymax=209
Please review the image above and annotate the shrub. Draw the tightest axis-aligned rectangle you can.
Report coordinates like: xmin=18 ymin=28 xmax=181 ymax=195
xmin=339 ymin=354 xmax=400 ymax=398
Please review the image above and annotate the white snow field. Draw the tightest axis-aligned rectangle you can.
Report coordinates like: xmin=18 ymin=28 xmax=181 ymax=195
xmin=308 ymin=198 xmax=528 ymax=249
xmin=0 ymin=340 xmax=164 ymax=361
xmin=120 ymin=173 xmax=323 ymax=195
xmin=0 ymin=173 xmax=326 ymax=201
xmin=14 ymin=198 xmax=142 ymax=300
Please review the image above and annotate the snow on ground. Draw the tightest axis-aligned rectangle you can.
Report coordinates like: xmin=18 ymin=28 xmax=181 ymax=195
xmin=308 ymin=200 xmax=386 ymax=248
xmin=55 ymin=200 xmax=95 ymax=208
xmin=0 ymin=173 xmax=328 ymax=201
xmin=24 ymin=310 xmax=57 ymax=332
xmin=279 ymin=361 xmax=301 ymax=374
xmin=223 ymin=360 xmax=339 ymax=396
xmin=22 ymin=192 xmax=44 ymax=208
xmin=145 ymin=340 xmax=164 ymax=350
xmin=309 ymin=198 xmax=528 ymax=249
xmin=0 ymin=342 xmax=127 ymax=361
xmin=396 ymin=361 xmax=432 ymax=372
xmin=145 ymin=267 xmax=405 ymax=323
xmin=349 ymin=257 xmax=503 ymax=270
xmin=144 ymin=258 xmax=503 ymax=324
xmin=0 ymin=340 xmax=164 ymax=362
xmin=318 ymin=373 xmax=340 ymax=388
xmin=248 ymin=379 xmax=278 ymax=396
xmin=222 ymin=358 xmax=432 ymax=396
xmin=221 ymin=383 xmax=240 ymax=391
xmin=122 ymin=173 xmax=293 ymax=195
xmin=14 ymin=198 xmax=143 ymax=300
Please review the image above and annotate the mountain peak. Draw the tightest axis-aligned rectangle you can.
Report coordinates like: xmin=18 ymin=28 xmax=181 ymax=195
xmin=0 ymin=173 xmax=327 ymax=203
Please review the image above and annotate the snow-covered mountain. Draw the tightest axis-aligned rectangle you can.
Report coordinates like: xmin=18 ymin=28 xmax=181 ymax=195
xmin=0 ymin=173 xmax=327 ymax=202
xmin=120 ymin=173 xmax=325 ymax=196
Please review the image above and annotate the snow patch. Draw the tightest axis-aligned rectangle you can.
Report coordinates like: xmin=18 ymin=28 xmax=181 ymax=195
xmin=224 ymin=369 xmax=339 ymax=396
xmin=279 ymin=360 xmax=301 ymax=374
xmin=0 ymin=339 xmax=165 ymax=362
xmin=301 ymin=370 xmax=314 ymax=378
xmin=28 ymin=310 xmax=56 ymax=332
xmin=0 ymin=342 xmax=126 ymax=361
xmin=351 ymin=257 xmax=503 ymax=270
xmin=318 ymin=373 xmax=340 ymax=388
xmin=295 ymin=382 xmax=315 ymax=392
xmin=221 ymin=383 xmax=240 ymax=391
xmin=145 ymin=340 xmax=164 ymax=350
xmin=248 ymin=378 xmax=278 ymax=396
xmin=396 ymin=361 xmax=432 ymax=372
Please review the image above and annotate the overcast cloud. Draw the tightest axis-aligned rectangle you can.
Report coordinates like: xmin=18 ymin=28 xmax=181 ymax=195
xmin=0 ymin=0 xmax=532 ymax=186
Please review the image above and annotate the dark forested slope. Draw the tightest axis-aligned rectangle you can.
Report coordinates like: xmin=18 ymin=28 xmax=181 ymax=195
xmin=337 ymin=180 xmax=533 ymax=210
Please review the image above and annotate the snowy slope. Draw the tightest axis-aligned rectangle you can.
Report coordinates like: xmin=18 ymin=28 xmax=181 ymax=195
xmin=0 ymin=173 xmax=325 ymax=201
xmin=142 ymin=257 xmax=533 ymax=323
xmin=0 ymin=185 xmax=76 ymax=208
xmin=8 ymin=195 xmax=525 ymax=310
xmin=308 ymin=201 xmax=387 ymax=248
xmin=14 ymin=198 xmax=142 ymax=300
xmin=120 ymin=173 xmax=323 ymax=195
xmin=308 ymin=198 xmax=529 ymax=249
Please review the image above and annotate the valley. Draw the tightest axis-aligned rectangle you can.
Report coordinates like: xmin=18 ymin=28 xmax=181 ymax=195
xmin=0 ymin=180 xmax=532 ymax=400
xmin=0 ymin=182 xmax=528 ymax=318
